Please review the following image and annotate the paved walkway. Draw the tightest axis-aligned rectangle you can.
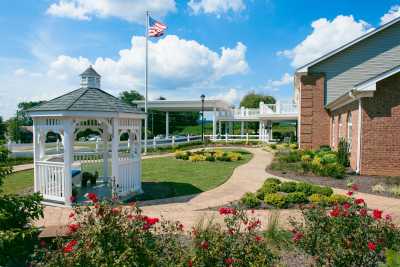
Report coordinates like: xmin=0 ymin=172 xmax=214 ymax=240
xmin=35 ymin=147 xmax=400 ymax=237
xmin=13 ymin=164 xmax=34 ymax=172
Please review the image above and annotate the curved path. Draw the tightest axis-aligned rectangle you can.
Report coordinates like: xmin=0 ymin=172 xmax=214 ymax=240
xmin=36 ymin=148 xmax=400 ymax=236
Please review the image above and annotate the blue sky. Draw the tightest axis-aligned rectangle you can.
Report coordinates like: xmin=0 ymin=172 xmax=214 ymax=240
xmin=1 ymin=0 xmax=400 ymax=118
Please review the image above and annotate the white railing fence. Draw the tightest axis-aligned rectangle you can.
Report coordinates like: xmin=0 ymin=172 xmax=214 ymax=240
xmin=117 ymin=159 xmax=140 ymax=196
xmin=36 ymin=161 xmax=65 ymax=202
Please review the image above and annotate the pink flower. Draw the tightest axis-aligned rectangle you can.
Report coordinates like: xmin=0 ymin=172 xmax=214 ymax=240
xmin=355 ymin=198 xmax=365 ymax=205
xmin=347 ymin=191 xmax=353 ymax=196
xmin=68 ymin=212 xmax=75 ymax=219
xmin=373 ymin=209 xmax=383 ymax=220
xmin=112 ymin=207 xmax=120 ymax=214
xmin=343 ymin=203 xmax=351 ymax=209
xmin=69 ymin=195 xmax=76 ymax=203
xmin=385 ymin=214 xmax=392 ymax=221
xmin=330 ymin=206 xmax=340 ymax=217
xmin=225 ymin=258 xmax=235 ymax=265
xmin=63 ymin=240 xmax=78 ymax=253
xmin=368 ymin=242 xmax=377 ymax=251
xmin=292 ymin=232 xmax=303 ymax=242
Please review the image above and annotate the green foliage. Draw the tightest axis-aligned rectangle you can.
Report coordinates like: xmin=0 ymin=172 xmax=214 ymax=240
xmin=279 ymin=181 xmax=297 ymax=193
xmin=286 ymin=192 xmax=308 ymax=204
xmin=264 ymin=177 xmax=281 ymax=185
xmin=295 ymin=182 xmax=313 ymax=196
xmin=337 ymin=138 xmax=350 ymax=167
xmin=240 ymin=192 xmax=261 ymax=208
xmin=328 ymin=194 xmax=350 ymax=205
xmin=264 ymin=193 xmax=288 ymax=208
xmin=308 ymin=194 xmax=330 ymax=206
xmin=380 ymin=250 xmax=400 ymax=267
xmin=0 ymin=116 xmax=6 ymax=141
xmin=17 ymin=101 xmax=44 ymax=126
xmin=239 ymin=91 xmax=276 ymax=108
xmin=175 ymin=149 xmax=245 ymax=163
xmin=278 ymin=150 xmax=301 ymax=163
xmin=291 ymin=196 xmax=400 ymax=267
xmin=311 ymin=185 xmax=334 ymax=196
xmin=119 ymin=90 xmax=145 ymax=105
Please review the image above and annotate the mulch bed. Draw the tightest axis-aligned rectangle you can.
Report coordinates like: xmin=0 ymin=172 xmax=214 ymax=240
xmin=268 ymin=166 xmax=400 ymax=199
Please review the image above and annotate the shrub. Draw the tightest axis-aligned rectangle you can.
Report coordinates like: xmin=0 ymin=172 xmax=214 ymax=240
xmin=175 ymin=150 xmax=185 ymax=159
xmin=227 ymin=152 xmax=242 ymax=161
xmin=279 ymin=181 xmax=297 ymax=193
xmin=261 ymin=182 xmax=280 ymax=195
xmin=264 ymin=193 xmax=288 ymax=208
xmin=189 ymin=154 xmax=206 ymax=162
xmin=295 ymin=182 xmax=313 ymax=196
xmin=205 ymin=154 xmax=215 ymax=162
xmin=291 ymin=194 xmax=400 ymax=267
xmin=286 ymin=192 xmax=308 ymax=204
xmin=301 ymin=154 xmax=312 ymax=162
xmin=311 ymin=185 xmax=333 ymax=196
xmin=308 ymin=194 xmax=329 ymax=206
xmin=279 ymin=150 xmax=301 ymax=163
xmin=240 ymin=192 xmax=261 ymax=208
xmin=289 ymin=143 xmax=298 ymax=150
xmin=320 ymin=153 xmax=337 ymax=164
xmin=264 ymin=177 xmax=281 ymax=185
xmin=328 ymin=194 xmax=350 ymax=205
xmin=389 ymin=185 xmax=400 ymax=197
xmin=269 ymin=144 xmax=277 ymax=150
xmin=337 ymin=138 xmax=350 ymax=167
xmin=372 ymin=184 xmax=386 ymax=193
xmin=380 ymin=249 xmax=400 ymax=267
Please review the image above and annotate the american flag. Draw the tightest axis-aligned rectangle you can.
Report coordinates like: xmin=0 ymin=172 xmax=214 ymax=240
xmin=148 ymin=16 xmax=167 ymax=37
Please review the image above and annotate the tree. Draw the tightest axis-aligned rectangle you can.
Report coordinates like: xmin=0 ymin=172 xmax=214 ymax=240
xmin=0 ymin=116 xmax=6 ymax=141
xmin=17 ymin=101 xmax=44 ymax=126
xmin=239 ymin=92 xmax=276 ymax=108
xmin=119 ymin=90 xmax=145 ymax=105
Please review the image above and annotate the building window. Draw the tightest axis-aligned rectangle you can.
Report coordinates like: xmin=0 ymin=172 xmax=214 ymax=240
xmin=347 ymin=112 xmax=352 ymax=150
xmin=332 ymin=117 xmax=335 ymax=147
xmin=338 ymin=115 xmax=342 ymax=139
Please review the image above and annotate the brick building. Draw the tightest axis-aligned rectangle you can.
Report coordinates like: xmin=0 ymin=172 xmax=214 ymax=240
xmin=295 ymin=17 xmax=400 ymax=176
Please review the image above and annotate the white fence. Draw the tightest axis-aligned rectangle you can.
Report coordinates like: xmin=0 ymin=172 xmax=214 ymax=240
xmin=35 ymin=161 xmax=65 ymax=202
xmin=117 ymin=159 xmax=141 ymax=196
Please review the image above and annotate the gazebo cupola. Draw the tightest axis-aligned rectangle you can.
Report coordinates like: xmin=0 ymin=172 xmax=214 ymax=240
xmin=28 ymin=66 xmax=146 ymax=206
xmin=80 ymin=65 xmax=101 ymax=89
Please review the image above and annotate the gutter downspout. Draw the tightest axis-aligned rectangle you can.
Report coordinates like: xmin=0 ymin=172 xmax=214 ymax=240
xmin=356 ymin=98 xmax=362 ymax=174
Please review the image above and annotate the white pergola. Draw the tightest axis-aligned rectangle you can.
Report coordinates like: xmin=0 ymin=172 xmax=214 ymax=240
xmin=28 ymin=66 xmax=146 ymax=205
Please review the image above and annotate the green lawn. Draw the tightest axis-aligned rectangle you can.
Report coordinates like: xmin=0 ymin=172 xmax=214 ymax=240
xmin=1 ymin=149 xmax=252 ymax=201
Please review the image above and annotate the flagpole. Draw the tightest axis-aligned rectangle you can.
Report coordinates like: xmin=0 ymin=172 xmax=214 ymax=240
xmin=144 ymin=10 xmax=149 ymax=154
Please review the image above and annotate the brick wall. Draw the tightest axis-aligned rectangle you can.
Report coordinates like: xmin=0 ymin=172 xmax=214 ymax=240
xmin=361 ymin=73 xmax=400 ymax=176
xmin=298 ymin=73 xmax=331 ymax=150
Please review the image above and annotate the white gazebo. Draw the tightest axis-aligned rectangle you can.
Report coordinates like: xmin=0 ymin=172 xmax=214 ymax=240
xmin=28 ymin=66 xmax=146 ymax=205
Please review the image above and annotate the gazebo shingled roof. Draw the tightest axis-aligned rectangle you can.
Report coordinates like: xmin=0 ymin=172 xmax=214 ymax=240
xmin=28 ymin=87 xmax=143 ymax=114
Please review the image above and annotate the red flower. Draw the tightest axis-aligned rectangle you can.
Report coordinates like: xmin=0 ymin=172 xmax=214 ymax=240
xmin=85 ymin=192 xmax=98 ymax=203
xmin=355 ymin=198 xmax=365 ymax=205
xmin=359 ymin=208 xmax=368 ymax=217
xmin=225 ymin=258 xmax=235 ymax=265
xmin=343 ymin=202 xmax=351 ymax=209
xmin=145 ymin=217 xmax=159 ymax=225
xmin=68 ymin=223 xmax=80 ymax=234
xmin=228 ymin=228 xmax=235 ymax=235
xmin=200 ymin=240 xmax=209 ymax=250
xmin=247 ymin=219 xmax=261 ymax=230
xmin=218 ymin=207 xmax=236 ymax=215
xmin=292 ymin=232 xmax=303 ymax=242
xmin=373 ymin=209 xmax=383 ymax=220
xmin=69 ymin=212 xmax=75 ymax=219
xmin=347 ymin=191 xmax=353 ymax=196
xmin=368 ymin=242 xmax=377 ymax=251
xmin=63 ymin=240 xmax=78 ymax=253
xmin=385 ymin=214 xmax=392 ymax=221
xmin=188 ymin=260 xmax=193 ymax=267
xmin=351 ymin=184 xmax=359 ymax=191
xmin=330 ymin=206 xmax=340 ymax=217
xmin=255 ymin=235 xmax=263 ymax=242
xmin=178 ymin=223 xmax=184 ymax=231
xmin=112 ymin=207 xmax=120 ymax=214
xmin=127 ymin=214 xmax=133 ymax=220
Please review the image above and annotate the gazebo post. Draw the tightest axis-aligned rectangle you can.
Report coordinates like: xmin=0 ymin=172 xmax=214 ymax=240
xmin=63 ymin=119 xmax=74 ymax=205
xmin=102 ymin=132 xmax=109 ymax=180
xmin=32 ymin=119 xmax=39 ymax=192
xmin=111 ymin=118 xmax=119 ymax=189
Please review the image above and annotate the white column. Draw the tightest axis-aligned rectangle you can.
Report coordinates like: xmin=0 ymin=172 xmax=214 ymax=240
xmin=102 ymin=132 xmax=109 ymax=179
xmin=218 ymin=121 xmax=222 ymax=138
xmin=63 ymin=119 xmax=74 ymax=205
xmin=240 ymin=121 xmax=244 ymax=136
xmin=39 ymin=131 xmax=46 ymax=159
xmin=165 ymin=111 xmax=169 ymax=139
xmin=111 ymin=118 xmax=119 ymax=188
xmin=32 ymin=120 xmax=39 ymax=192
xmin=212 ymin=108 xmax=217 ymax=140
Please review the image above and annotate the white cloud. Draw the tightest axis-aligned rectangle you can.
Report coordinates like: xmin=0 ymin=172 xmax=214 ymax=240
xmin=267 ymin=73 xmax=293 ymax=87
xmin=210 ymin=88 xmax=240 ymax=104
xmin=380 ymin=5 xmax=400 ymax=25
xmin=47 ymin=0 xmax=176 ymax=23
xmin=2 ymin=35 xmax=248 ymax=118
xmin=188 ymin=0 xmax=245 ymax=16
xmin=277 ymin=15 xmax=372 ymax=68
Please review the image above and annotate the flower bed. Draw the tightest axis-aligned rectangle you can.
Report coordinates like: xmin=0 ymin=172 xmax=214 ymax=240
xmin=240 ymin=177 xmax=343 ymax=209
xmin=33 ymin=194 xmax=278 ymax=266
xmin=175 ymin=149 xmax=244 ymax=162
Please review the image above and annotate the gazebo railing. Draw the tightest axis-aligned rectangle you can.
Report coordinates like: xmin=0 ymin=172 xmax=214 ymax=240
xmin=117 ymin=158 xmax=140 ymax=196
xmin=35 ymin=161 xmax=65 ymax=202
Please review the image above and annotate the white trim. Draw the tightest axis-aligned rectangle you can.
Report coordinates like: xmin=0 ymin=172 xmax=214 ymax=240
xmin=326 ymin=90 xmax=374 ymax=111
xmin=356 ymin=98 xmax=362 ymax=174
xmin=296 ymin=17 xmax=400 ymax=72
xmin=29 ymin=111 xmax=146 ymax=119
